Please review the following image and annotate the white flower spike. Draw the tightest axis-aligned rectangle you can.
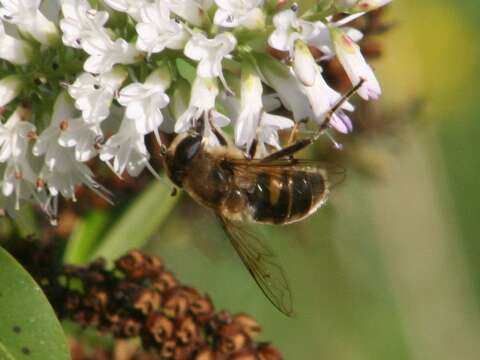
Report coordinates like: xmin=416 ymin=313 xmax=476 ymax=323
xmin=235 ymin=62 xmax=293 ymax=153
xmin=300 ymin=65 xmax=354 ymax=133
xmin=268 ymin=6 xmax=317 ymax=56
xmin=1 ymin=156 xmax=37 ymax=210
xmin=68 ymin=68 xmax=127 ymax=124
xmin=100 ymin=115 xmax=150 ymax=177
xmin=33 ymin=92 xmax=104 ymax=200
xmin=0 ymin=107 xmax=35 ymax=163
xmin=0 ymin=0 xmax=394 ymax=212
xmin=0 ymin=0 xmax=59 ymax=46
xmin=331 ymin=27 xmax=381 ymax=100
xmin=347 ymin=0 xmax=393 ymax=12
xmin=117 ymin=66 xmax=172 ymax=136
xmin=184 ymin=31 xmax=236 ymax=92
xmin=61 ymin=0 xmax=139 ymax=73
xmin=163 ymin=0 xmax=208 ymax=27
xmin=0 ymin=75 xmax=22 ymax=107
xmin=57 ymin=117 xmax=102 ymax=162
xmin=60 ymin=0 xmax=110 ymax=49
xmin=136 ymin=1 xmax=189 ymax=55
xmin=235 ymin=62 xmax=263 ymax=149
xmin=103 ymin=0 xmax=149 ymax=22
xmin=82 ymin=32 xmax=140 ymax=74
xmin=0 ymin=20 xmax=32 ymax=64
xmin=256 ymin=114 xmax=294 ymax=157
xmin=256 ymin=55 xmax=311 ymax=121
xmin=175 ymin=76 xmax=231 ymax=146
xmin=292 ymin=39 xmax=317 ymax=87
xmin=214 ymin=0 xmax=263 ymax=28
xmin=306 ymin=20 xmax=364 ymax=61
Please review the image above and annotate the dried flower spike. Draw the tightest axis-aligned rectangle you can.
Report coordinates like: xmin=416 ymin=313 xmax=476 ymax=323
xmin=9 ymin=241 xmax=283 ymax=360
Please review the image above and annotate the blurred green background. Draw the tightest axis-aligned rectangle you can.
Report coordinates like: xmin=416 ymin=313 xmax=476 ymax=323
xmin=145 ymin=1 xmax=480 ymax=359
xmin=4 ymin=0 xmax=480 ymax=359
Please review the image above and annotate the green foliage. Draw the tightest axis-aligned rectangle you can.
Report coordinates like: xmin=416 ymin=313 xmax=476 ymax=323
xmin=64 ymin=210 xmax=111 ymax=264
xmin=0 ymin=247 xmax=70 ymax=360
xmin=89 ymin=181 xmax=180 ymax=263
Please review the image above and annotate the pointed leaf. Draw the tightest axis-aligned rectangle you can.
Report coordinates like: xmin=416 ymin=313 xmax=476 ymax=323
xmin=90 ymin=181 xmax=180 ymax=262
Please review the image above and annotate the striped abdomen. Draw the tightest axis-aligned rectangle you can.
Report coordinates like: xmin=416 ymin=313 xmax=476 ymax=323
xmin=245 ymin=169 xmax=328 ymax=225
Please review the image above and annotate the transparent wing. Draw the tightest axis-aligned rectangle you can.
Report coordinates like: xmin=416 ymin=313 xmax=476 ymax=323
xmin=219 ymin=216 xmax=294 ymax=316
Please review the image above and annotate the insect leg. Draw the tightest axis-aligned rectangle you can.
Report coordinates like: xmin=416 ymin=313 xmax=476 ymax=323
xmin=246 ymin=111 xmax=266 ymax=158
xmin=193 ymin=109 xmax=205 ymax=135
xmin=286 ymin=120 xmax=306 ymax=146
xmin=207 ymin=110 xmax=228 ymax=146
xmin=247 ymin=139 xmax=258 ymax=159
xmin=261 ymin=79 xmax=365 ymax=162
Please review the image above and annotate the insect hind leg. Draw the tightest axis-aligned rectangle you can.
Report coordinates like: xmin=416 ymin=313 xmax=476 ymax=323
xmin=261 ymin=79 xmax=365 ymax=162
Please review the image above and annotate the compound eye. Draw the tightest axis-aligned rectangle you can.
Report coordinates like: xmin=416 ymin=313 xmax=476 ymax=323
xmin=174 ymin=134 xmax=202 ymax=166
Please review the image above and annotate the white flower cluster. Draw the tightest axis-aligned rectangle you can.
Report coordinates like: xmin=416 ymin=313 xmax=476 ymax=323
xmin=0 ymin=0 xmax=392 ymax=217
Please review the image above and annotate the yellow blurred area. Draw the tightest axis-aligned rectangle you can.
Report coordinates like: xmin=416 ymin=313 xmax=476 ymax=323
xmin=380 ymin=1 xmax=478 ymax=110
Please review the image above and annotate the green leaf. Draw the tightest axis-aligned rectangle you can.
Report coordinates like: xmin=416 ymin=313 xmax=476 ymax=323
xmin=0 ymin=247 xmax=70 ymax=360
xmin=63 ymin=210 xmax=110 ymax=265
xmin=175 ymin=58 xmax=196 ymax=84
xmin=90 ymin=181 xmax=180 ymax=263
xmin=13 ymin=206 xmax=38 ymax=238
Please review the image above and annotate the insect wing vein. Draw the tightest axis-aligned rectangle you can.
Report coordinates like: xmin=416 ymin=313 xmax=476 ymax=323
xmin=220 ymin=216 xmax=294 ymax=316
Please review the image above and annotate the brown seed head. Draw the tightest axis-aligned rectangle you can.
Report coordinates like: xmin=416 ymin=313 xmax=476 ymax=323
xmin=176 ymin=316 xmax=199 ymax=345
xmin=232 ymin=314 xmax=261 ymax=338
xmin=218 ymin=323 xmax=249 ymax=354
xmin=163 ymin=289 xmax=190 ymax=319
xmin=147 ymin=312 xmax=175 ymax=343
xmin=133 ymin=288 xmax=162 ymax=315
xmin=153 ymin=271 xmax=178 ymax=292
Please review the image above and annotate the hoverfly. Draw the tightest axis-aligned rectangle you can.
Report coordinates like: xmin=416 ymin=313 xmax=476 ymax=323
xmin=160 ymin=81 xmax=364 ymax=316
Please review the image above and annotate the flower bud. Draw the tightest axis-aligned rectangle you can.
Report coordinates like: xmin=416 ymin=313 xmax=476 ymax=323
xmin=337 ymin=0 xmax=393 ymax=13
xmin=3 ymin=8 xmax=60 ymax=47
xmin=242 ymin=8 xmax=266 ymax=30
xmin=146 ymin=63 xmax=172 ymax=91
xmin=256 ymin=53 xmax=310 ymax=121
xmin=235 ymin=61 xmax=263 ymax=148
xmin=293 ymin=39 xmax=317 ymax=87
xmin=27 ymin=11 xmax=60 ymax=47
xmin=0 ymin=20 xmax=33 ymax=62
xmin=330 ymin=27 xmax=381 ymax=100
xmin=0 ymin=75 xmax=23 ymax=107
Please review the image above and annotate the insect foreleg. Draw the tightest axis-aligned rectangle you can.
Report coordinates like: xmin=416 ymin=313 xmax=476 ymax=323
xmin=286 ymin=120 xmax=306 ymax=147
xmin=261 ymin=79 xmax=365 ymax=162
xmin=247 ymin=138 xmax=258 ymax=159
xmin=207 ymin=110 xmax=228 ymax=146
